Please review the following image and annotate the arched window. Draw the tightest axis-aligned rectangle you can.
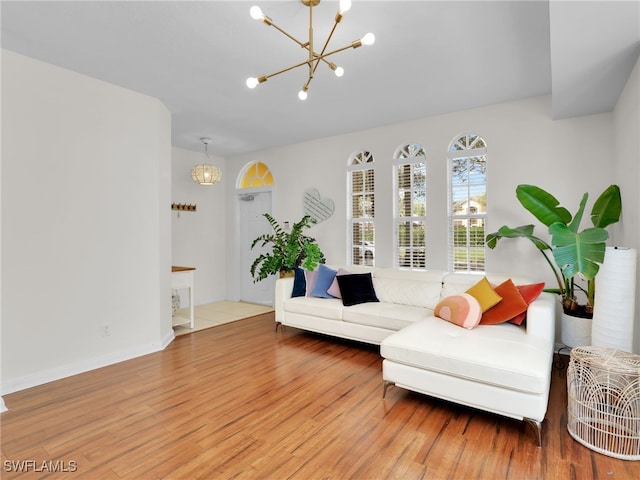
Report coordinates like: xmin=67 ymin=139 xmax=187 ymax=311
xmin=348 ymin=151 xmax=375 ymax=266
xmin=448 ymin=134 xmax=487 ymax=272
xmin=238 ymin=162 xmax=274 ymax=189
xmin=393 ymin=143 xmax=426 ymax=269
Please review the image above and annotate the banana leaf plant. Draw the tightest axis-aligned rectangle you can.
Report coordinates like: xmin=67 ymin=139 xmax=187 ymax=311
xmin=250 ymin=213 xmax=326 ymax=282
xmin=486 ymin=184 xmax=621 ymax=318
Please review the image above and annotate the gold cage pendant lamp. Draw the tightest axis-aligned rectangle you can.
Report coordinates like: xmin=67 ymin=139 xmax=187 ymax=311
xmin=192 ymin=137 xmax=221 ymax=185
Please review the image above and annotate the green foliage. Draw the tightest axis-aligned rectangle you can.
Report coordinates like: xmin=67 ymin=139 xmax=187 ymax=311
xmin=453 ymin=225 xmax=485 ymax=247
xmin=486 ymin=184 xmax=621 ymax=316
xmin=250 ymin=214 xmax=326 ymax=282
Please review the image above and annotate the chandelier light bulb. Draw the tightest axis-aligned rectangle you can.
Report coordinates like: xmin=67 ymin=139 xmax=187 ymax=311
xmin=246 ymin=77 xmax=259 ymax=89
xmin=249 ymin=5 xmax=264 ymax=20
xmin=298 ymin=89 xmax=308 ymax=101
xmin=361 ymin=32 xmax=375 ymax=46
xmin=339 ymin=0 xmax=352 ymax=13
xmin=334 ymin=66 xmax=344 ymax=77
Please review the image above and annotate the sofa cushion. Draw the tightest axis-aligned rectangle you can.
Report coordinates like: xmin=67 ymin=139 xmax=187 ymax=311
xmin=434 ymin=293 xmax=482 ymax=329
xmin=479 ymin=279 xmax=528 ymax=325
xmin=342 ymin=302 xmax=431 ymax=330
xmin=380 ymin=317 xmax=550 ymax=394
xmin=509 ymin=283 xmax=545 ymax=325
xmin=373 ymin=269 xmax=445 ymax=309
xmin=292 ymin=267 xmax=306 ymax=297
xmin=327 ymin=268 xmax=351 ymax=298
xmin=309 ymin=264 xmax=337 ymax=298
xmin=284 ymin=296 xmax=343 ymax=320
xmin=465 ymin=277 xmax=502 ymax=312
xmin=304 ymin=269 xmax=318 ymax=297
xmin=337 ymin=273 xmax=379 ymax=306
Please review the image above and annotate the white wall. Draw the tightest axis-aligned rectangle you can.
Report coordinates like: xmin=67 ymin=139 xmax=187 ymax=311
xmin=171 ymin=147 xmax=227 ymax=305
xmin=225 ymin=96 xmax=616 ymax=309
xmin=1 ymin=50 xmax=173 ymax=395
xmin=613 ymin=55 xmax=640 ymax=353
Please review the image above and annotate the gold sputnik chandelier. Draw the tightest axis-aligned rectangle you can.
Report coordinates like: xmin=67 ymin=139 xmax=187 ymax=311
xmin=245 ymin=0 xmax=375 ymax=100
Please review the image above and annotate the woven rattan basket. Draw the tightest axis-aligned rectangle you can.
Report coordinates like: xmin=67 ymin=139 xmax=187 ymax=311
xmin=567 ymin=346 xmax=640 ymax=460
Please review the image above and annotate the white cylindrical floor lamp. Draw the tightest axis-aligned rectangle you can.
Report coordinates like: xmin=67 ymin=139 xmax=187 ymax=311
xmin=591 ymin=247 xmax=637 ymax=352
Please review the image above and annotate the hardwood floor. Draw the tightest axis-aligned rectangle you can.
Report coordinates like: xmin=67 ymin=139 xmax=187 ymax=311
xmin=2 ymin=313 xmax=639 ymax=479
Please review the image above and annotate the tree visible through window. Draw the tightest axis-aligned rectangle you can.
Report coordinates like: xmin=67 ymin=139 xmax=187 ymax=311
xmin=348 ymin=151 xmax=375 ymax=266
xmin=448 ymin=134 xmax=486 ymax=272
xmin=393 ymin=143 xmax=426 ymax=269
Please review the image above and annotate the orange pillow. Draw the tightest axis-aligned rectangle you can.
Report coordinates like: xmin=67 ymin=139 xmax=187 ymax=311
xmin=508 ymin=282 xmax=545 ymax=325
xmin=465 ymin=277 xmax=502 ymax=312
xmin=480 ymin=279 xmax=528 ymax=325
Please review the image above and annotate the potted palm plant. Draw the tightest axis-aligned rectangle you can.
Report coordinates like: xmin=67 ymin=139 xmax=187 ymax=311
xmin=250 ymin=213 xmax=326 ymax=282
xmin=486 ymin=184 xmax=621 ymax=345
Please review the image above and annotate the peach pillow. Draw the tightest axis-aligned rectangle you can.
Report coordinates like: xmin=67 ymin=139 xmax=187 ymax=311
xmin=434 ymin=293 xmax=482 ymax=329
xmin=465 ymin=277 xmax=502 ymax=312
xmin=480 ymin=279 xmax=528 ymax=325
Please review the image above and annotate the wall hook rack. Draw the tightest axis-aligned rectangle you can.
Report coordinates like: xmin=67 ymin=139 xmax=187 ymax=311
xmin=171 ymin=203 xmax=197 ymax=212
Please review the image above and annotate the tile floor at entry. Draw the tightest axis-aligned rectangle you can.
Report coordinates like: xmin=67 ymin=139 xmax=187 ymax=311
xmin=173 ymin=301 xmax=274 ymax=336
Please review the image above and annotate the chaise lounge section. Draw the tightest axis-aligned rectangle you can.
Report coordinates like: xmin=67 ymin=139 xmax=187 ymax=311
xmin=274 ymin=266 xmax=556 ymax=445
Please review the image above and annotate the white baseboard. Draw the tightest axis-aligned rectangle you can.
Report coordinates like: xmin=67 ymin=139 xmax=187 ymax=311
xmin=1 ymin=330 xmax=175 ymax=401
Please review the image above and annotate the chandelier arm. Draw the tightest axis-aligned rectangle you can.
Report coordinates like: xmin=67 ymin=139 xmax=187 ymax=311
xmin=312 ymin=20 xmax=340 ymax=76
xmin=259 ymin=58 xmax=318 ymax=82
xmin=266 ymin=20 xmax=308 ymax=50
xmin=258 ymin=39 xmax=361 ymax=84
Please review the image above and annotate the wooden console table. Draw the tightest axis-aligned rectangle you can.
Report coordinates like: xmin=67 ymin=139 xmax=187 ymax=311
xmin=171 ymin=266 xmax=195 ymax=329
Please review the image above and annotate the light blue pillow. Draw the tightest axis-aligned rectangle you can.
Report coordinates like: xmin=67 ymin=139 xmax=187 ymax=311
xmin=309 ymin=264 xmax=338 ymax=298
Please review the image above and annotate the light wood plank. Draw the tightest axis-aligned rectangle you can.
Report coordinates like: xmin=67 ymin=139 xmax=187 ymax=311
xmin=2 ymin=314 xmax=639 ymax=479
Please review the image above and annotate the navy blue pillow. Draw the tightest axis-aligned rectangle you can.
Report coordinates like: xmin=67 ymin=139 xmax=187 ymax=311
xmin=336 ymin=273 xmax=379 ymax=306
xmin=291 ymin=267 xmax=306 ymax=297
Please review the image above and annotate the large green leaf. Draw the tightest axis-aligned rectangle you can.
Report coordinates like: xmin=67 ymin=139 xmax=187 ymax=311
xmin=567 ymin=193 xmax=588 ymax=233
xmin=516 ymin=185 xmax=572 ymax=227
xmin=549 ymin=224 xmax=608 ymax=280
xmin=591 ymin=184 xmax=622 ymax=228
xmin=486 ymin=224 xmax=550 ymax=251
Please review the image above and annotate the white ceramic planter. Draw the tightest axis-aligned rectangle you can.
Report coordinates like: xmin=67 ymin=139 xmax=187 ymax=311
xmin=561 ymin=312 xmax=592 ymax=348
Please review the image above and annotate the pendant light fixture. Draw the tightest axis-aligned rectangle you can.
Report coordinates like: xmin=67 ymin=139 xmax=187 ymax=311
xmin=191 ymin=138 xmax=221 ymax=185
xmin=245 ymin=0 xmax=375 ymax=100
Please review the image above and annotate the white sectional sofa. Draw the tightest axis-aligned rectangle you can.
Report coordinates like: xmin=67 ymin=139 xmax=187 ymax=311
xmin=274 ymin=266 xmax=556 ymax=445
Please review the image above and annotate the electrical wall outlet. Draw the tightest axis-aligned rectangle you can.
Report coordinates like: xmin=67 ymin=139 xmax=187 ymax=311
xmin=101 ymin=323 xmax=111 ymax=337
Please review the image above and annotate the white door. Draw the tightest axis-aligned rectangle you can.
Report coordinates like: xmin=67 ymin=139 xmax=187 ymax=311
xmin=239 ymin=191 xmax=274 ymax=305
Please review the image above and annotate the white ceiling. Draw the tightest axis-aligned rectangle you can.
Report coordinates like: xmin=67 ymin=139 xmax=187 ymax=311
xmin=2 ymin=1 xmax=638 ymax=156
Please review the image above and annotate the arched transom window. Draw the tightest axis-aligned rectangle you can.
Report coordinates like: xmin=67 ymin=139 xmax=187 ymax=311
xmin=239 ymin=162 xmax=274 ymax=189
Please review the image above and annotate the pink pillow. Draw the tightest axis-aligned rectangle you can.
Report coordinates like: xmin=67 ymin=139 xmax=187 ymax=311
xmin=434 ymin=293 xmax=482 ymax=329
xmin=327 ymin=268 xmax=351 ymax=298
xmin=304 ymin=270 xmax=318 ymax=297
xmin=509 ymin=282 xmax=545 ymax=325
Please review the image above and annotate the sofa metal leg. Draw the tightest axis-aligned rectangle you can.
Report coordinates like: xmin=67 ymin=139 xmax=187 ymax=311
xmin=275 ymin=322 xmax=282 ymax=333
xmin=382 ymin=380 xmax=394 ymax=399
xmin=524 ymin=418 xmax=542 ymax=447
